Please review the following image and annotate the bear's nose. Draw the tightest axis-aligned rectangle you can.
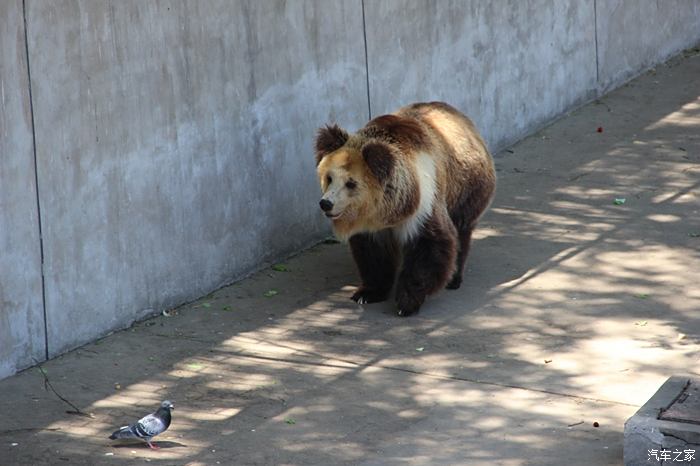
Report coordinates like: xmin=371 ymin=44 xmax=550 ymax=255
xmin=319 ymin=199 xmax=334 ymax=212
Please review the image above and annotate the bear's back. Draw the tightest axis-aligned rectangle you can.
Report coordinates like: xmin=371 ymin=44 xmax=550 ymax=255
xmin=395 ymin=102 xmax=495 ymax=215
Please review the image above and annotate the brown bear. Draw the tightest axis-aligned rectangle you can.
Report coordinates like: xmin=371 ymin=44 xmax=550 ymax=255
xmin=314 ymin=102 xmax=495 ymax=316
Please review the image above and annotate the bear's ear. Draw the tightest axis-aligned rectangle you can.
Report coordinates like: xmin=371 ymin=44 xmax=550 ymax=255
xmin=361 ymin=142 xmax=394 ymax=184
xmin=315 ymin=124 xmax=349 ymax=165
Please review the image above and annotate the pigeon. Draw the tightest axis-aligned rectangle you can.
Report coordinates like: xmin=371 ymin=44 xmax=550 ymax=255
xmin=109 ymin=400 xmax=174 ymax=449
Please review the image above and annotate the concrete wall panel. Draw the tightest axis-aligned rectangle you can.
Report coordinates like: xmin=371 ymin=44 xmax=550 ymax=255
xmin=25 ymin=0 xmax=367 ymax=356
xmin=0 ymin=0 xmax=45 ymax=378
xmin=364 ymin=0 xmax=598 ymax=151
xmin=596 ymin=0 xmax=700 ymax=92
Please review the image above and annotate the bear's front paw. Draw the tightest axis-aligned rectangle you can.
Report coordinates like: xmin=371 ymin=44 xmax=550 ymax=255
xmin=445 ymin=274 xmax=462 ymax=290
xmin=351 ymin=287 xmax=390 ymax=305
xmin=395 ymin=289 xmax=425 ymax=317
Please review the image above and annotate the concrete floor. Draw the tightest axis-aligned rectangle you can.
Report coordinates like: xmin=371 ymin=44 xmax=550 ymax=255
xmin=1 ymin=51 xmax=699 ymax=466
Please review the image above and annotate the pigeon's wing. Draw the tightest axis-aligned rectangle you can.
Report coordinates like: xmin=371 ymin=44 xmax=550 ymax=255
xmin=109 ymin=425 xmax=137 ymax=440
xmin=134 ymin=413 xmax=165 ymax=438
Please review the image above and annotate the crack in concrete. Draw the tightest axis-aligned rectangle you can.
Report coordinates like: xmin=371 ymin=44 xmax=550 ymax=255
xmin=22 ymin=0 xmax=49 ymax=362
xmin=661 ymin=431 xmax=700 ymax=447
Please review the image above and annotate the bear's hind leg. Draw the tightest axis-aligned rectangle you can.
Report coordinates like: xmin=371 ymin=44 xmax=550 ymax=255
xmin=349 ymin=231 xmax=398 ymax=304
xmin=446 ymin=228 xmax=473 ymax=290
xmin=396 ymin=208 xmax=457 ymax=316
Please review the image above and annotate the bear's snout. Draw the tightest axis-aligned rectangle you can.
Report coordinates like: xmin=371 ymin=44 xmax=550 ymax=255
xmin=319 ymin=199 xmax=334 ymax=212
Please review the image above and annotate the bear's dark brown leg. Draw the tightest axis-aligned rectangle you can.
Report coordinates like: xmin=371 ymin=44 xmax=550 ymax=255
xmin=446 ymin=228 xmax=473 ymax=290
xmin=349 ymin=231 xmax=398 ymax=304
xmin=446 ymin=177 xmax=494 ymax=290
xmin=395 ymin=208 xmax=457 ymax=316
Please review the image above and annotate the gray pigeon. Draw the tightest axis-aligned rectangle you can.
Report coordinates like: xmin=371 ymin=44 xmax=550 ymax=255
xmin=109 ymin=400 xmax=174 ymax=449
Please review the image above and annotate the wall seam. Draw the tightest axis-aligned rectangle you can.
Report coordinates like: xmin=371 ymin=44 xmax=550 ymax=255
xmin=593 ymin=0 xmax=600 ymax=92
xmin=22 ymin=0 xmax=49 ymax=361
xmin=361 ymin=0 xmax=372 ymax=120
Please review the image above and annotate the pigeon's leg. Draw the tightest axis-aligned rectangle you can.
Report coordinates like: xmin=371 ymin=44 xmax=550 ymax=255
xmin=147 ymin=441 xmax=160 ymax=450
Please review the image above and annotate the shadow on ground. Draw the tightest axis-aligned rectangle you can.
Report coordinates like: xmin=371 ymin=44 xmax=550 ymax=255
xmin=0 ymin=52 xmax=699 ymax=465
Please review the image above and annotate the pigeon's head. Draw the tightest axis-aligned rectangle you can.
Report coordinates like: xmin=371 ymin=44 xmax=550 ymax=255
xmin=161 ymin=400 xmax=174 ymax=411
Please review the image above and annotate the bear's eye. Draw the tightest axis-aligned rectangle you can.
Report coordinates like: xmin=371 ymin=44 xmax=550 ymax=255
xmin=345 ymin=180 xmax=357 ymax=189
xmin=326 ymin=175 xmax=333 ymax=185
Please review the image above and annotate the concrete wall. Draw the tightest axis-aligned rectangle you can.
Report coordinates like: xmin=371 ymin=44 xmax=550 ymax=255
xmin=365 ymin=0 xmax=598 ymax=152
xmin=0 ymin=0 xmax=46 ymax=376
xmin=25 ymin=0 xmax=368 ymax=358
xmin=596 ymin=0 xmax=700 ymax=92
xmin=1 ymin=0 xmax=699 ymax=379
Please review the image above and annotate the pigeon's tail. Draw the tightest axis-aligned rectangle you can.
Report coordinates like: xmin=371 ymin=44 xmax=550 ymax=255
xmin=109 ymin=425 xmax=136 ymax=440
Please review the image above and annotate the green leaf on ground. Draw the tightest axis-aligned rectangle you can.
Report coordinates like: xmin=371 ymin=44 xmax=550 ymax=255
xmin=264 ymin=290 xmax=278 ymax=298
xmin=186 ymin=363 xmax=204 ymax=370
xmin=272 ymin=264 xmax=290 ymax=272
xmin=285 ymin=418 xmax=296 ymax=425
xmin=415 ymin=347 xmax=425 ymax=352
xmin=635 ymin=293 xmax=649 ymax=299
xmin=222 ymin=305 xmax=232 ymax=311
xmin=201 ymin=302 xmax=212 ymax=308
xmin=689 ymin=233 xmax=700 ymax=238
xmin=613 ymin=198 xmax=626 ymax=205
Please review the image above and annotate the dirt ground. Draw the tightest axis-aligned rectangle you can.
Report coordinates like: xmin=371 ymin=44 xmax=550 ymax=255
xmin=1 ymin=51 xmax=699 ymax=466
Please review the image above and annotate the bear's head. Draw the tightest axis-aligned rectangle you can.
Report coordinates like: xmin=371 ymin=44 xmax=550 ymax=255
xmin=314 ymin=124 xmax=397 ymax=239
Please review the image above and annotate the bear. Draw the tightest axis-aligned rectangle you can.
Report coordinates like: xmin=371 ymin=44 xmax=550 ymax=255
xmin=314 ymin=101 xmax=496 ymax=316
